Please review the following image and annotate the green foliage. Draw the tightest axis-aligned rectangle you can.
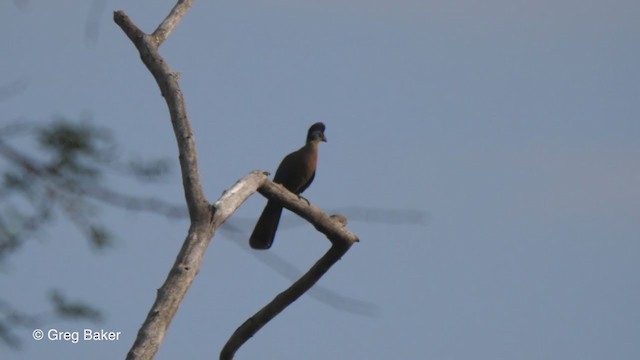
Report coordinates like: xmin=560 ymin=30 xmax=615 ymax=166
xmin=49 ymin=290 xmax=103 ymax=322
xmin=0 ymin=119 xmax=113 ymax=259
xmin=0 ymin=117 xmax=177 ymax=258
xmin=0 ymin=116 xmax=179 ymax=349
xmin=88 ymin=224 xmax=111 ymax=249
xmin=127 ymin=158 xmax=172 ymax=181
xmin=37 ymin=119 xmax=114 ymax=179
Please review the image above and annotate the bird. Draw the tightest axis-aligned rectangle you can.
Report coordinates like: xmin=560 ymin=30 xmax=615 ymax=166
xmin=249 ymin=122 xmax=327 ymax=249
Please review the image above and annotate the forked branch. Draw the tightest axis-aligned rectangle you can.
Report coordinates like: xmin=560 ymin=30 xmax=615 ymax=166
xmin=221 ymin=181 xmax=359 ymax=360
xmin=114 ymin=2 xmax=208 ymax=222
xmin=113 ymin=2 xmax=221 ymax=359
xmin=114 ymin=2 xmax=360 ymax=359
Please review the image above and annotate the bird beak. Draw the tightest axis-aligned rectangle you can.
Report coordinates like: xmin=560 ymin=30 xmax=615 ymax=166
xmin=311 ymin=130 xmax=327 ymax=142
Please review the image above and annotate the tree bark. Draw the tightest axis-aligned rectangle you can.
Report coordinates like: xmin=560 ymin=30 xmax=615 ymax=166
xmin=221 ymin=181 xmax=359 ymax=360
xmin=114 ymin=2 xmax=360 ymax=359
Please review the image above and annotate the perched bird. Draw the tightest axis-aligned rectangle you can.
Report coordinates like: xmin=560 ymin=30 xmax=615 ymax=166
xmin=249 ymin=122 xmax=327 ymax=249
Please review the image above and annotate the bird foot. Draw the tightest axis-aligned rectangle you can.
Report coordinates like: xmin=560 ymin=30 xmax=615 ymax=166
xmin=297 ymin=195 xmax=310 ymax=205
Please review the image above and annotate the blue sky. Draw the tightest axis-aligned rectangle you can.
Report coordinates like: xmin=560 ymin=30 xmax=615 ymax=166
xmin=2 ymin=0 xmax=639 ymax=359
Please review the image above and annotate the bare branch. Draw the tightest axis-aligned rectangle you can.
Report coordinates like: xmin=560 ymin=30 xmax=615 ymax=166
xmin=220 ymin=221 xmax=380 ymax=317
xmin=258 ymin=181 xmax=359 ymax=246
xmin=152 ymin=0 xmax=193 ymax=45
xmin=127 ymin=171 xmax=268 ymax=360
xmin=114 ymin=9 xmax=207 ymax=221
xmin=221 ymin=245 xmax=352 ymax=360
xmin=221 ymin=182 xmax=359 ymax=359
xmin=115 ymin=4 xmax=360 ymax=359
xmin=114 ymin=4 xmax=234 ymax=358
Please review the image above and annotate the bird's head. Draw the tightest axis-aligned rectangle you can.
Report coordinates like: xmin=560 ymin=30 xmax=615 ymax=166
xmin=306 ymin=122 xmax=327 ymax=143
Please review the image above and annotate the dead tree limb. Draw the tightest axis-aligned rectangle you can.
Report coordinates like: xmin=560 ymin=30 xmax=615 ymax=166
xmin=221 ymin=181 xmax=359 ymax=360
xmin=114 ymin=2 xmax=207 ymax=221
xmin=125 ymin=170 xmax=266 ymax=360
xmin=112 ymin=2 xmax=251 ymax=359
xmin=114 ymin=2 xmax=360 ymax=359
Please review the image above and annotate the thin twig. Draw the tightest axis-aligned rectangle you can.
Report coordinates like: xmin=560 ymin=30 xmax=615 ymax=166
xmin=152 ymin=0 xmax=193 ymax=45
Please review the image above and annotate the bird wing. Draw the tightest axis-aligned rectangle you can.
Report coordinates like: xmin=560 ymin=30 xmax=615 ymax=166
xmin=297 ymin=170 xmax=315 ymax=194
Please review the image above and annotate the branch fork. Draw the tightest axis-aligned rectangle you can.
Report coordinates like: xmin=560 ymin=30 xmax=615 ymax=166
xmin=114 ymin=3 xmax=359 ymax=359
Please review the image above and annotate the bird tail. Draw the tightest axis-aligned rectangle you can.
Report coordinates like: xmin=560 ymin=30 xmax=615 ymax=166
xmin=249 ymin=201 xmax=283 ymax=249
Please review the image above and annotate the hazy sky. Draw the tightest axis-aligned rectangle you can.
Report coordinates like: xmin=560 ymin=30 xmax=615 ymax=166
xmin=2 ymin=1 xmax=639 ymax=359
